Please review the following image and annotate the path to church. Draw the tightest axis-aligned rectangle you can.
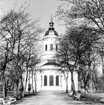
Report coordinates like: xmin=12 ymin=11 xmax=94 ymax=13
xmin=15 ymin=91 xmax=103 ymax=105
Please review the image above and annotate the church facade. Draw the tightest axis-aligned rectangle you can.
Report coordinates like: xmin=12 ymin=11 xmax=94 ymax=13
xmin=35 ymin=17 xmax=78 ymax=92
xmin=24 ymin=17 xmax=78 ymax=92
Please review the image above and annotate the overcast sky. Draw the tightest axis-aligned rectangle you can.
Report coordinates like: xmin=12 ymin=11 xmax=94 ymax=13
xmin=1 ymin=0 xmax=65 ymax=35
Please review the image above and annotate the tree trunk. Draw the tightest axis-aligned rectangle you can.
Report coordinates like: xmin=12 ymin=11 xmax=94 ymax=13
xmin=2 ymin=42 xmax=9 ymax=80
xmin=71 ymin=71 xmax=75 ymax=93
xmin=35 ymin=80 xmax=37 ymax=93
xmin=20 ymin=78 xmax=24 ymax=98
xmin=25 ymin=65 xmax=28 ymax=91
xmin=89 ymin=63 xmax=92 ymax=92
xmin=84 ymin=84 xmax=88 ymax=96
xmin=32 ymin=68 xmax=34 ymax=92
xmin=66 ymin=78 xmax=68 ymax=93
xmin=15 ymin=83 xmax=19 ymax=99
xmin=101 ymin=57 xmax=104 ymax=77
xmin=5 ymin=83 xmax=7 ymax=97
xmin=34 ymin=71 xmax=37 ymax=93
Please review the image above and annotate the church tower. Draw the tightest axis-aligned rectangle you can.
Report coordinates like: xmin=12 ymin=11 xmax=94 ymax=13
xmin=36 ymin=15 xmax=63 ymax=91
xmin=41 ymin=15 xmax=59 ymax=61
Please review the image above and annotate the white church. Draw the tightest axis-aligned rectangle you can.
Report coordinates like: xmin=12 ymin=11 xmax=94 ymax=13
xmin=24 ymin=17 xmax=78 ymax=92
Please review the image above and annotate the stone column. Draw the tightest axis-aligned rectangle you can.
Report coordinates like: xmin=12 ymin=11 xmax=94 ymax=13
xmin=47 ymin=75 xmax=49 ymax=86
xmin=43 ymin=75 xmax=44 ymax=86
xmin=54 ymin=75 xmax=56 ymax=86
xmin=41 ymin=76 xmax=42 ymax=86
xmin=41 ymin=75 xmax=44 ymax=86
xmin=59 ymin=76 xmax=62 ymax=87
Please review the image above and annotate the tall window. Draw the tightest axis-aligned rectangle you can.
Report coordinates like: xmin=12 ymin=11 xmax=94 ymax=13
xmin=49 ymin=75 xmax=54 ymax=86
xmin=44 ymin=75 xmax=47 ymax=86
xmin=50 ymin=44 xmax=53 ymax=50
xmin=56 ymin=75 xmax=59 ymax=86
xmin=56 ymin=45 xmax=58 ymax=51
xmin=45 ymin=44 xmax=47 ymax=51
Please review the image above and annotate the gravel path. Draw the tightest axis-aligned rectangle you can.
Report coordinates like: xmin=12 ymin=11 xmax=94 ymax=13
xmin=15 ymin=91 xmax=103 ymax=105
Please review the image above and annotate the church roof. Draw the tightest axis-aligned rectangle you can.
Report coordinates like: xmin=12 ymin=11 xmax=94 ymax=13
xmin=43 ymin=60 xmax=60 ymax=66
xmin=45 ymin=28 xmax=58 ymax=36
xmin=44 ymin=15 xmax=58 ymax=36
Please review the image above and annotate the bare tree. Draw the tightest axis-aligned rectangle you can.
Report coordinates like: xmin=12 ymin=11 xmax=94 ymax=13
xmin=57 ymin=0 xmax=104 ymax=34
xmin=0 ymin=6 xmax=43 ymax=98
xmin=57 ymin=25 xmax=98 ymax=94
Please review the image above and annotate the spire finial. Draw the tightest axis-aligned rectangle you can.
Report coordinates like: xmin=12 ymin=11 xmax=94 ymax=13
xmin=49 ymin=14 xmax=54 ymax=29
xmin=51 ymin=14 xmax=53 ymax=23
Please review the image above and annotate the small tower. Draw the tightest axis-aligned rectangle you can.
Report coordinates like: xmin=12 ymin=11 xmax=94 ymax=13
xmin=41 ymin=15 xmax=59 ymax=61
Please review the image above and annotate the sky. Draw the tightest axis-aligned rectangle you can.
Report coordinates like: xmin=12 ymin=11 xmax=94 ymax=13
xmin=0 ymin=0 xmax=103 ymax=75
xmin=1 ymin=0 xmax=65 ymax=35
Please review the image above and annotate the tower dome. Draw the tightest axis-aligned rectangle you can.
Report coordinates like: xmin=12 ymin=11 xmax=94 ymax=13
xmin=44 ymin=15 xmax=58 ymax=36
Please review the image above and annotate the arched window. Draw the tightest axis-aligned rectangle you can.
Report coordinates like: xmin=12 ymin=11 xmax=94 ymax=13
xmin=56 ymin=75 xmax=59 ymax=86
xmin=49 ymin=75 xmax=54 ymax=86
xmin=50 ymin=44 xmax=53 ymax=50
xmin=45 ymin=44 xmax=47 ymax=51
xmin=56 ymin=45 xmax=58 ymax=51
xmin=44 ymin=75 xmax=47 ymax=86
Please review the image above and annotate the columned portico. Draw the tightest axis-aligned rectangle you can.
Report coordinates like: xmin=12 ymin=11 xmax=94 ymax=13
xmin=41 ymin=74 xmax=61 ymax=87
